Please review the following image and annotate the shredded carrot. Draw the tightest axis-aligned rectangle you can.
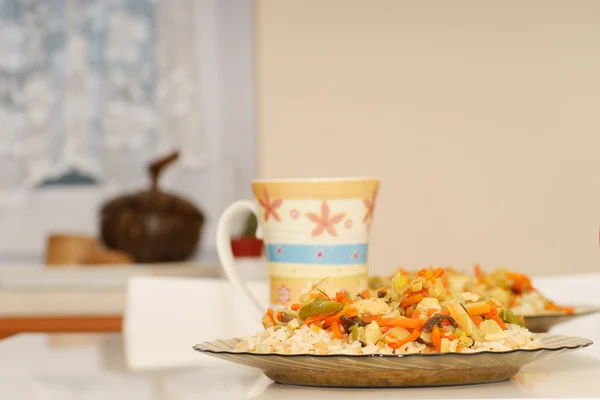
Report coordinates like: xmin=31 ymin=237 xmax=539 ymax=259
xmin=323 ymin=312 xmax=343 ymax=327
xmin=266 ymin=308 xmax=275 ymax=322
xmin=379 ymin=317 xmax=425 ymax=329
xmin=388 ymin=328 xmax=421 ymax=349
xmin=506 ymin=272 xmax=528 ymax=283
xmin=275 ymin=312 xmax=283 ymax=321
xmin=400 ymin=293 xmax=424 ymax=308
xmin=335 ymin=291 xmax=352 ymax=304
xmin=506 ymin=272 xmax=533 ymax=291
xmin=470 ymin=315 xmax=484 ymax=325
xmin=344 ymin=307 xmax=358 ymax=318
xmin=405 ymin=307 xmax=412 ymax=318
xmin=442 ymin=274 xmax=449 ymax=287
xmin=304 ymin=313 xmax=334 ymax=325
xmin=330 ymin=320 xmax=343 ymax=338
xmin=433 ymin=267 xmax=445 ymax=279
xmin=290 ymin=303 xmax=302 ymax=311
xmin=361 ymin=314 xmax=381 ymax=323
xmin=381 ymin=326 xmax=390 ymax=333
xmin=445 ymin=333 xmax=456 ymax=340
xmin=322 ymin=306 xmax=356 ymax=326
xmin=431 ymin=325 xmax=441 ymax=352
xmin=440 ymin=309 xmax=450 ymax=316
xmin=474 ymin=264 xmax=483 ymax=277
xmin=360 ymin=289 xmax=371 ymax=299
xmin=412 ymin=309 xmax=421 ymax=320
xmin=491 ymin=315 xmax=507 ymax=330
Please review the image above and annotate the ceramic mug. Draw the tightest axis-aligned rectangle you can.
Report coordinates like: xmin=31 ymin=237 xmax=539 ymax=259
xmin=216 ymin=177 xmax=380 ymax=317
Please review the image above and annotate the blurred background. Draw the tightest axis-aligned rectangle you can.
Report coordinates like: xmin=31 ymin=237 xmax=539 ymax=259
xmin=1 ymin=0 xmax=598 ymax=276
xmin=0 ymin=0 xmax=256 ymax=267
xmin=0 ymin=0 xmax=599 ymax=397
xmin=256 ymin=1 xmax=599 ymax=275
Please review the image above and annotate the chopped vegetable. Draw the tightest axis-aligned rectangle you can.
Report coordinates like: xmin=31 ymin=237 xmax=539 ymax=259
xmin=392 ymin=274 xmax=410 ymax=295
xmin=373 ymin=265 xmax=575 ymax=319
xmin=433 ymin=267 xmax=445 ymax=279
xmin=339 ymin=315 xmax=364 ymax=330
xmin=388 ymin=328 xmax=421 ymax=349
xmin=376 ymin=287 xmax=388 ymax=298
xmin=364 ymin=321 xmax=382 ymax=344
xmin=298 ymin=298 xmax=344 ymax=320
xmin=431 ymin=325 xmax=442 ymax=351
xmin=361 ymin=314 xmax=381 ymax=323
xmin=330 ymin=319 xmax=343 ymax=338
xmin=387 ymin=326 xmax=411 ymax=341
xmin=446 ymin=301 xmax=482 ymax=341
xmin=379 ymin=317 xmax=425 ymax=329
xmin=440 ymin=337 xmax=450 ymax=352
xmin=245 ymin=266 xmax=545 ymax=356
xmin=417 ymin=297 xmax=440 ymax=311
xmin=498 ymin=308 xmax=524 ymax=326
xmin=400 ymin=293 xmax=425 ymax=308
xmin=464 ymin=301 xmax=491 ymax=316
xmin=478 ymin=319 xmax=503 ymax=337
xmin=422 ymin=314 xmax=457 ymax=333
xmin=491 ymin=315 xmax=507 ymax=330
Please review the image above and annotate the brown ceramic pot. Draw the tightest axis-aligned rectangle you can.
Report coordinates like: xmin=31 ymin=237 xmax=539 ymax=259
xmin=99 ymin=151 xmax=205 ymax=263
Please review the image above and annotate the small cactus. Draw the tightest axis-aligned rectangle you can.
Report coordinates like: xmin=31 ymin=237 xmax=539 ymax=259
xmin=242 ymin=212 xmax=258 ymax=237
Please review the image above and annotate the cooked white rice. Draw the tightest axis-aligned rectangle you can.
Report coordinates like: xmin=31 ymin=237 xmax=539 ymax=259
xmin=510 ymin=292 xmax=553 ymax=315
xmin=235 ymin=323 xmax=541 ymax=355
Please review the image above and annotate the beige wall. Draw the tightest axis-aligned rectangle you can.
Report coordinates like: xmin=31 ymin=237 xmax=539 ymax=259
xmin=255 ymin=0 xmax=600 ymax=276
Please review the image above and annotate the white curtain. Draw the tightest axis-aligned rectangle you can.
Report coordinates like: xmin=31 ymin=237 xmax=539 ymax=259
xmin=0 ymin=0 xmax=207 ymax=207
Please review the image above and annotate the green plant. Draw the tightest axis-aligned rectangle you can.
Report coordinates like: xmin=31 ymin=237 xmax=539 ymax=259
xmin=241 ymin=212 xmax=259 ymax=237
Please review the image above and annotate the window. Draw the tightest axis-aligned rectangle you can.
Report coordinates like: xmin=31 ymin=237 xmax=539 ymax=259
xmin=0 ymin=0 xmax=255 ymax=264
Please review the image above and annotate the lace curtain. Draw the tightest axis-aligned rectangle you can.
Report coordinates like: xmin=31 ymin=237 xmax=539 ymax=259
xmin=0 ymin=0 xmax=206 ymax=207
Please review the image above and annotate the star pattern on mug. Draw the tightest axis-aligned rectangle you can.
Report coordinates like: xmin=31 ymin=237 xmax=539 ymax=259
xmin=258 ymin=188 xmax=283 ymax=222
xmin=305 ymin=201 xmax=346 ymax=237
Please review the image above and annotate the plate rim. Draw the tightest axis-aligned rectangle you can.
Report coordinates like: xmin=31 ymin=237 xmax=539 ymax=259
xmin=194 ymin=335 xmax=593 ymax=359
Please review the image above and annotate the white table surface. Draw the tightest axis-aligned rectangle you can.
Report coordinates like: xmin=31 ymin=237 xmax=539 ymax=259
xmin=1 ymin=273 xmax=599 ymax=400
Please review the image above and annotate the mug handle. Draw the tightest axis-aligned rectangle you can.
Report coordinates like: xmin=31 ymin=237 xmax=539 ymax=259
xmin=216 ymin=200 xmax=266 ymax=319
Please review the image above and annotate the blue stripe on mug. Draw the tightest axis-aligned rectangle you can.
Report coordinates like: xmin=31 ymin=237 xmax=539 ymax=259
xmin=265 ymin=243 xmax=368 ymax=265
